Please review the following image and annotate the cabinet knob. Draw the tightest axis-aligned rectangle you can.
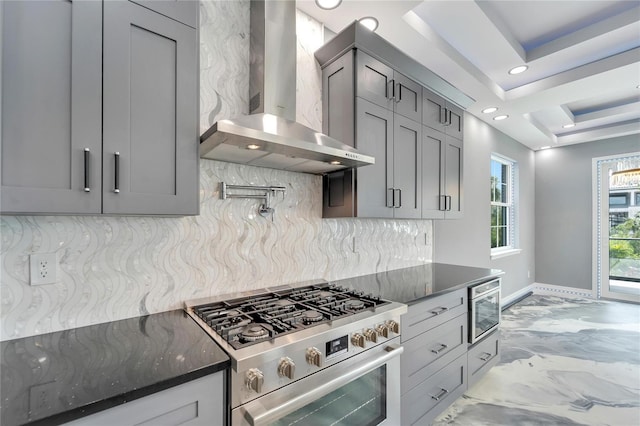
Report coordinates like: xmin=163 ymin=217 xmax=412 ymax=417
xmin=245 ymin=368 xmax=264 ymax=393
xmin=278 ymin=357 xmax=295 ymax=380
xmin=364 ymin=328 xmax=377 ymax=343
xmin=376 ymin=324 xmax=389 ymax=338
xmin=305 ymin=347 xmax=322 ymax=367
xmin=386 ymin=320 xmax=400 ymax=334
xmin=351 ymin=333 xmax=365 ymax=348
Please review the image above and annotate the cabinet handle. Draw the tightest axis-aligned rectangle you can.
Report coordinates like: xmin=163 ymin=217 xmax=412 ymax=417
xmin=430 ymin=306 xmax=449 ymax=315
xmin=431 ymin=343 xmax=448 ymax=354
xmin=386 ymin=188 xmax=395 ymax=208
xmin=448 ymin=109 xmax=453 ymax=126
xmin=479 ymin=352 xmax=492 ymax=362
xmin=388 ymin=79 xmax=395 ymax=101
xmin=83 ymin=148 xmax=90 ymax=192
xmin=395 ymin=82 xmax=401 ymax=103
xmin=431 ymin=388 xmax=449 ymax=401
xmin=114 ymin=152 xmax=120 ymax=194
xmin=439 ymin=195 xmax=447 ymax=211
xmin=446 ymin=195 xmax=452 ymax=211
xmin=395 ymin=188 xmax=402 ymax=208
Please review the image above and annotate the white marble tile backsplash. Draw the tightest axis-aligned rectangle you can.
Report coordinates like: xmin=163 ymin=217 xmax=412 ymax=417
xmin=0 ymin=2 xmax=432 ymax=341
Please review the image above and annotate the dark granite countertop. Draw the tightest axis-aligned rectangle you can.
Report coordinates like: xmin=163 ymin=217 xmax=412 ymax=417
xmin=0 ymin=310 xmax=229 ymax=426
xmin=335 ymin=263 xmax=504 ymax=305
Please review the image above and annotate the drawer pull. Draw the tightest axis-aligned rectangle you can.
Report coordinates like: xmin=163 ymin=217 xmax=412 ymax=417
xmin=479 ymin=352 xmax=492 ymax=362
xmin=431 ymin=388 xmax=449 ymax=401
xmin=430 ymin=306 xmax=449 ymax=316
xmin=431 ymin=343 xmax=448 ymax=354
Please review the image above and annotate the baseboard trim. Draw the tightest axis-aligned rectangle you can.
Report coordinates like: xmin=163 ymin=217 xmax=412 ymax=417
xmin=532 ymin=282 xmax=595 ymax=299
xmin=501 ymin=283 xmax=535 ymax=307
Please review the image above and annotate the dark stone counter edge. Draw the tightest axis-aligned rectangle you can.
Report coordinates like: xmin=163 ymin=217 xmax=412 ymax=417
xmin=405 ymin=271 xmax=505 ymax=305
xmin=25 ymin=360 xmax=230 ymax=426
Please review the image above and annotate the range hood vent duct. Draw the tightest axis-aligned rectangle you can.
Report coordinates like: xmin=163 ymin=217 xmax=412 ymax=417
xmin=199 ymin=0 xmax=374 ymax=174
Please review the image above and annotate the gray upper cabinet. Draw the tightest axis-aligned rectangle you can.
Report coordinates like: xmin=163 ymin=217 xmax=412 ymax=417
xmin=129 ymin=0 xmax=198 ymax=28
xmin=423 ymin=87 xmax=464 ymax=141
xmin=103 ymin=0 xmax=198 ymax=215
xmin=422 ymin=127 xmax=463 ymax=219
xmin=356 ymin=51 xmax=422 ymax=123
xmin=322 ymin=51 xmax=355 ymax=147
xmin=1 ymin=0 xmax=103 ymax=214
xmin=1 ymin=0 xmax=198 ymax=216
xmin=393 ymin=114 xmax=422 ymax=219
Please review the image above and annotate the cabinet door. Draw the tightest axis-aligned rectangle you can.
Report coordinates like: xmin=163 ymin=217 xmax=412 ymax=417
xmin=103 ymin=0 xmax=198 ymax=215
xmin=322 ymin=50 xmax=355 ymax=147
xmin=355 ymin=98 xmax=394 ymax=218
xmin=446 ymin=103 xmax=464 ymax=140
xmin=356 ymin=51 xmax=394 ymax=110
xmin=444 ymin=136 xmax=463 ymax=218
xmin=422 ymin=88 xmax=447 ymax=133
xmin=394 ymin=73 xmax=422 ymax=124
xmin=1 ymin=0 xmax=102 ymax=214
xmin=421 ymin=127 xmax=446 ymax=219
xmin=130 ymin=0 xmax=198 ymax=28
xmin=393 ymin=115 xmax=421 ymax=219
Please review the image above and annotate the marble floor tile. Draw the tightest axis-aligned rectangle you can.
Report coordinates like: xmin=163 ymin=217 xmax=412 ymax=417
xmin=433 ymin=295 xmax=640 ymax=426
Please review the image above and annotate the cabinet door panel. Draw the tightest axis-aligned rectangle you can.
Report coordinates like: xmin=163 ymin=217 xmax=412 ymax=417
xmin=355 ymin=98 xmax=393 ymax=218
xmin=421 ymin=127 xmax=445 ymax=219
xmin=394 ymin=73 xmax=422 ymax=123
xmin=445 ymin=136 xmax=463 ymax=218
xmin=1 ymin=0 xmax=102 ymax=214
xmin=322 ymin=51 xmax=354 ymax=147
xmin=447 ymin=104 xmax=464 ymax=140
xmin=422 ymin=88 xmax=446 ymax=133
xmin=103 ymin=0 xmax=198 ymax=215
xmin=356 ymin=51 xmax=394 ymax=110
xmin=393 ymin=115 xmax=421 ymax=219
xmin=130 ymin=0 xmax=198 ymax=28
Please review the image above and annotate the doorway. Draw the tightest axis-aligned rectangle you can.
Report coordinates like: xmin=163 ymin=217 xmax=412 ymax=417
xmin=593 ymin=153 xmax=640 ymax=303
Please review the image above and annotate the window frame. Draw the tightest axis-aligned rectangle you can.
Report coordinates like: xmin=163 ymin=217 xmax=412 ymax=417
xmin=491 ymin=154 xmax=517 ymax=255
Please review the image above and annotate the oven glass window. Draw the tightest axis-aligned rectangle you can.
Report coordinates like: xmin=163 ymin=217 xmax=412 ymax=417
xmin=272 ymin=365 xmax=386 ymax=426
xmin=474 ymin=292 xmax=500 ymax=338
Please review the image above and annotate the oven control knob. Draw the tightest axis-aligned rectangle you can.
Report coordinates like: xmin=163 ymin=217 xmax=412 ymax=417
xmin=306 ymin=347 xmax=322 ymax=367
xmin=278 ymin=357 xmax=296 ymax=380
xmin=245 ymin=368 xmax=264 ymax=393
xmin=386 ymin=320 xmax=400 ymax=334
xmin=351 ymin=333 xmax=365 ymax=348
xmin=364 ymin=328 xmax=377 ymax=343
xmin=376 ymin=324 xmax=389 ymax=338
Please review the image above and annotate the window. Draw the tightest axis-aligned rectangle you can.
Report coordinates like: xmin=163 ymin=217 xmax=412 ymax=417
xmin=491 ymin=155 xmax=516 ymax=252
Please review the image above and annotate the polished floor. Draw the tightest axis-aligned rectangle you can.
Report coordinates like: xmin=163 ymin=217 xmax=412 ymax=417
xmin=433 ymin=294 xmax=640 ymax=426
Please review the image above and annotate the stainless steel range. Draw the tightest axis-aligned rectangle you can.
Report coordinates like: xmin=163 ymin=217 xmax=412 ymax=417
xmin=185 ymin=280 xmax=407 ymax=426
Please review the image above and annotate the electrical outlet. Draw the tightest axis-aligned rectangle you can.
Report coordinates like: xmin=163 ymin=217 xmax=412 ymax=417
xmin=29 ymin=381 xmax=57 ymax=416
xmin=30 ymin=253 xmax=57 ymax=285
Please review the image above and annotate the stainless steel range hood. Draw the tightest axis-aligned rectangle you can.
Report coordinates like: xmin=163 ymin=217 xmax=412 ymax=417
xmin=199 ymin=0 xmax=374 ymax=174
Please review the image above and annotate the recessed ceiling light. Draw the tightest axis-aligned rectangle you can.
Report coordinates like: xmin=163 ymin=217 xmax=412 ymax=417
xmin=540 ymin=146 xmax=551 ymax=150
xmin=315 ymin=0 xmax=342 ymax=10
xmin=247 ymin=144 xmax=261 ymax=150
xmin=493 ymin=115 xmax=509 ymax=121
xmin=508 ymin=65 xmax=528 ymax=75
xmin=563 ymin=123 xmax=575 ymax=129
xmin=359 ymin=17 xmax=379 ymax=32
xmin=482 ymin=107 xmax=498 ymax=114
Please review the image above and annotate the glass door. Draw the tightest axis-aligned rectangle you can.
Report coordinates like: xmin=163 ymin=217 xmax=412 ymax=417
xmin=595 ymin=154 xmax=640 ymax=303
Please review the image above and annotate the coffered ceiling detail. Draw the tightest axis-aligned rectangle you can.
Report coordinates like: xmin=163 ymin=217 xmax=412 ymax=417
xmin=297 ymin=0 xmax=640 ymax=150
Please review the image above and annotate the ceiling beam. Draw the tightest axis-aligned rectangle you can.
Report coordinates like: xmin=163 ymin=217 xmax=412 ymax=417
xmin=474 ymin=0 xmax=526 ymax=62
xmin=556 ymin=119 xmax=640 ymax=144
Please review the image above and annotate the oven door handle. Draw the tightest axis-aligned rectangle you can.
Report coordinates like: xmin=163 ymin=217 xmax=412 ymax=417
xmin=241 ymin=344 xmax=404 ymax=426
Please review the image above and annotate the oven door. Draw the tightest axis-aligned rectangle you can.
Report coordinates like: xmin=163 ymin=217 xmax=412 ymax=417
xmin=470 ymin=284 xmax=501 ymax=344
xmin=232 ymin=341 xmax=403 ymax=426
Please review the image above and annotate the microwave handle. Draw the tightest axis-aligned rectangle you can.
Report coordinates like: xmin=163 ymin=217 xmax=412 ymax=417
xmin=242 ymin=344 xmax=404 ymax=426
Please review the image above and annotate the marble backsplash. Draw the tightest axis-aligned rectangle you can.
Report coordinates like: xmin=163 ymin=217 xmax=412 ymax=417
xmin=0 ymin=2 xmax=433 ymax=341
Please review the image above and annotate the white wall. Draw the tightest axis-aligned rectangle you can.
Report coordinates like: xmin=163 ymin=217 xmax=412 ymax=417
xmin=433 ymin=113 xmax=536 ymax=299
xmin=0 ymin=2 xmax=433 ymax=341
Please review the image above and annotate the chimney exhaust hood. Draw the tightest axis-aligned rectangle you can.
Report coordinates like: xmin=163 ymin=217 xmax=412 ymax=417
xmin=199 ymin=0 xmax=374 ymax=174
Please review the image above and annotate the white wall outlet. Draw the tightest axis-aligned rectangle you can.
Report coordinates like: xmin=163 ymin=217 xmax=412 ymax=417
xmin=30 ymin=253 xmax=57 ymax=285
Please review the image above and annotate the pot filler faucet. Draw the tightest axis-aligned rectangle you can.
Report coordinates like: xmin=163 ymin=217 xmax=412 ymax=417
xmin=220 ymin=182 xmax=286 ymax=220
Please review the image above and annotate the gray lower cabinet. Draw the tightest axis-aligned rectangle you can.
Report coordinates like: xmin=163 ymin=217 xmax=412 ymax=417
xmin=422 ymin=127 xmax=463 ymax=219
xmin=1 ymin=0 xmax=103 ymax=214
xmin=468 ymin=330 xmax=500 ymax=389
xmin=1 ymin=0 xmax=198 ymax=216
xmin=63 ymin=372 xmax=224 ymax=426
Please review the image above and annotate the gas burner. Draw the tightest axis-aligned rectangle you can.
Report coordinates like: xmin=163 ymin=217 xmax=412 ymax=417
xmin=274 ymin=300 xmax=294 ymax=307
xmin=240 ymin=324 xmax=270 ymax=342
xmin=344 ymin=299 xmax=365 ymax=310
xmin=302 ymin=310 xmax=324 ymax=324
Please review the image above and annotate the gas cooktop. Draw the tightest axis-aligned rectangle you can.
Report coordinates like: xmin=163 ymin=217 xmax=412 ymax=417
xmin=188 ymin=282 xmax=388 ymax=349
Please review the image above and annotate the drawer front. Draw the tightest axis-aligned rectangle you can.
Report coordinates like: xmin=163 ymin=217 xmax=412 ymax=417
xmin=401 ymin=354 xmax=467 ymax=426
xmin=401 ymin=313 xmax=467 ymax=394
xmin=468 ymin=330 xmax=500 ymax=389
xmin=401 ymin=288 xmax=467 ymax=342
